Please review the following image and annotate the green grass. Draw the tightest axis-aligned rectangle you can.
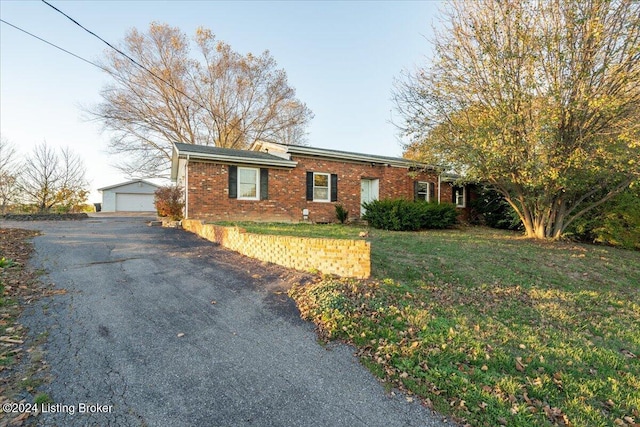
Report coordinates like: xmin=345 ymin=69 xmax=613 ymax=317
xmin=213 ymin=221 xmax=367 ymax=239
xmin=236 ymin=223 xmax=639 ymax=427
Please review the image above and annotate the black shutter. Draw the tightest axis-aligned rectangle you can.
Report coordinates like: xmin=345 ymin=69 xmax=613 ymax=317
xmin=429 ymin=182 xmax=435 ymax=201
xmin=306 ymin=172 xmax=314 ymax=201
xmin=330 ymin=174 xmax=338 ymax=202
xmin=413 ymin=181 xmax=419 ymax=201
xmin=229 ymin=166 xmax=237 ymax=199
xmin=260 ymin=168 xmax=268 ymax=200
xmin=452 ymin=186 xmax=457 ymax=203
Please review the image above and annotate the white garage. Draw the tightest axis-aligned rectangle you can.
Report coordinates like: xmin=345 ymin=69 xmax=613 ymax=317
xmin=98 ymin=180 xmax=160 ymax=212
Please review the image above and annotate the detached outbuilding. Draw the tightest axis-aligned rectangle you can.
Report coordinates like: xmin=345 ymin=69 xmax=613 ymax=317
xmin=98 ymin=179 xmax=160 ymax=212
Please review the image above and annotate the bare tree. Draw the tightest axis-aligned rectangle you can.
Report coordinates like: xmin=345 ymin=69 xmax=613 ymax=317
xmin=394 ymin=0 xmax=640 ymax=239
xmin=19 ymin=142 xmax=89 ymax=213
xmin=88 ymin=23 xmax=313 ymax=177
xmin=0 ymin=137 xmax=20 ymax=214
xmin=56 ymin=147 xmax=89 ymax=212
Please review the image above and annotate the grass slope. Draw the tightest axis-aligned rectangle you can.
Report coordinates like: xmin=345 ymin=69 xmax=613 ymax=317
xmin=236 ymin=223 xmax=639 ymax=427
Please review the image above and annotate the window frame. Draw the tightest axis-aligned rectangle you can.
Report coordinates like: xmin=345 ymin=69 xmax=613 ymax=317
xmin=416 ymin=181 xmax=431 ymax=202
xmin=237 ymin=166 xmax=260 ymax=201
xmin=312 ymin=172 xmax=331 ymax=202
xmin=454 ymin=186 xmax=466 ymax=208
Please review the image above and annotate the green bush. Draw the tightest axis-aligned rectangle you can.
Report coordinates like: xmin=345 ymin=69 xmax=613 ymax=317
xmin=335 ymin=204 xmax=349 ymax=224
xmin=469 ymin=185 xmax=522 ymax=230
xmin=154 ymin=186 xmax=184 ymax=220
xmin=567 ymin=186 xmax=640 ymax=250
xmin=362 ymin=199 xmax=457 ymax=231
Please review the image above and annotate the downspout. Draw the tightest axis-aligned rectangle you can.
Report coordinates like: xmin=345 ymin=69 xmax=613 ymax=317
xmin=184 ymin=155 xmax=189 ymax=219
xmin=437 ymin=173 xmax=441 ymax=204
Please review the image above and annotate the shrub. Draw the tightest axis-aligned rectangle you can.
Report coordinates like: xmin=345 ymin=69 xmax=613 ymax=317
xmin=154 ymin=186 xmax=184 ymax=220
xmin=469 ymin=185 xmax=522 ymax=230
xmin=362 ymin=199 xmax=457 ymax=231
xmin=567 ymin=186 xmax=640 ymax=250
xmin=335 ymin=204 xmax=349 ymax=224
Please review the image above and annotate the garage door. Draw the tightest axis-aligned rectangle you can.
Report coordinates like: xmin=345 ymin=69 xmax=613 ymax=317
xmin=115 ymin=193 xmax=156 ymax=212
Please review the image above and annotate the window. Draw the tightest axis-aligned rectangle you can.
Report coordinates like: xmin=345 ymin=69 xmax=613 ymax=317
xmin=306 ymin=171 xmax=338 ymax=202
xmin=313 ymin=173 xmax=330 ymax=202
xmin=229 ymin=166 xmax=268 ymax=200
xmin=454 ymin=186 xmax=466 ymax=208
xmin=416 ymin=182 xmax=431 ymax=202
xmin=238 ymin=167 xmax=259 ymax=200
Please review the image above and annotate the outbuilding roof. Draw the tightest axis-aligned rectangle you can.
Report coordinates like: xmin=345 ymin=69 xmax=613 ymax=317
xmin=98 ymin=179 xmax=161 ymax=192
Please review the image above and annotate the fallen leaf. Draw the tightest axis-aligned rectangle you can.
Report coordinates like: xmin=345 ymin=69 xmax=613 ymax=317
xmin=515 ymin=357 xmax=526 ymax=372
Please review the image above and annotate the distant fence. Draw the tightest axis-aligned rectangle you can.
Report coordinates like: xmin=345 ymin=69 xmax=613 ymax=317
xmin=181 ymin=220 xmax=370 ymax=279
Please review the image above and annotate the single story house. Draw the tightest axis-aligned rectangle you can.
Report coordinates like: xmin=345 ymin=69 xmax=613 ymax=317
xmin=170 ymin=141 xmax=471 ymax=223
xmin=98 ymin=179 xmax=160 ymax=212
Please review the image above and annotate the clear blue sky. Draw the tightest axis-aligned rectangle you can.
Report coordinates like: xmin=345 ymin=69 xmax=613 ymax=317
xmin=1 ymin=0 xmax=442 ymax=202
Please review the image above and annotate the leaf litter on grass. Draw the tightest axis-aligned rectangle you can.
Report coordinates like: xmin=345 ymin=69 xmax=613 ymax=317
xmin=289 ymin=227 xmax=640 ymax=427
xmin=0 ymin=228 xmax=65 ymax=426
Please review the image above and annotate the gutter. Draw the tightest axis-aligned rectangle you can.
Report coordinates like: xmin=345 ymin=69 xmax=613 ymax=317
xmin=178 ymin=151 xmax=297 ymax=169
xmin=285 ymin=145 xmax=434 ymax=170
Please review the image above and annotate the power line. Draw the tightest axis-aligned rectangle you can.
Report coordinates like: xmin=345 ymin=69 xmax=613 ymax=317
xmin=0 ymin=18 xmax=109 ymax=73
xmin=40 ymin=0 xmax=211 ymax=114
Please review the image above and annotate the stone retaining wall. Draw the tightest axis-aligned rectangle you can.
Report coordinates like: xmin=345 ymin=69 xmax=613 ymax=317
xmin=182 ymin=219 xmax=370 ymax=278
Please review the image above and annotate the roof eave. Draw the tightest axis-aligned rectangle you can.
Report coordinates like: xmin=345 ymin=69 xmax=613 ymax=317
xmin=174 ymin=150 xmax=297 ymax=168
xmin=285 ymin=146 xmax=433 ymax=169
xmin=97 ymin=179 xmax=161 ymax=192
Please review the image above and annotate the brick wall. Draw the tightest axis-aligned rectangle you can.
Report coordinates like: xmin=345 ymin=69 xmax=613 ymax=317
xmin=182 ymin=219 xmax=371 ymax=278
xmin=186 ymin=155 xmax=453 ymax=222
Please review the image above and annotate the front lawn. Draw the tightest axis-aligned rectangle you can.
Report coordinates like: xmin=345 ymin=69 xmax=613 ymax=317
xmin=237 ymin=222 xmax=639 ymax=426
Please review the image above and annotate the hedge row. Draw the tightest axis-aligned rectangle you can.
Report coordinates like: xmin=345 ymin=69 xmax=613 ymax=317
xmin=362 ymin=199 xmax=458 ymax=231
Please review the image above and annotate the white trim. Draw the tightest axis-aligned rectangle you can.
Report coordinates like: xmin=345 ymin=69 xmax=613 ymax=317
xmin=416 ymin=181 xmax=431 ymax=202
xmin=455 ymin=186 xmax=466 ymax=208
xmin=237 ymin=167 xmax=260 ymax=201
xmin=184 ymin=156 xmax=189 ymax=218
xmin=312 ymin=172 xmax=331 ymax=202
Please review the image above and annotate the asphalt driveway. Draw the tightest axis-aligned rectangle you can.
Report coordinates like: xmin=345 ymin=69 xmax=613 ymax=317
xmin=11 ymin=216 xmax=450 ymax=426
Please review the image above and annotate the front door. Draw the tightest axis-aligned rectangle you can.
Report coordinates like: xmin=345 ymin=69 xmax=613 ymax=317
xmin=360 ymin=179 xmax=379 ymax=216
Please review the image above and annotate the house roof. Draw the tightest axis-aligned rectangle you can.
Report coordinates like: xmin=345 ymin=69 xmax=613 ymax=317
xmin=171 ymin=141 xmax=447 ymax=181
xmin=172 ymin=143 xmax=298 ymax=167
xmin=279 ymin=144 xmax=435 ymax=169
xmin=98 ymin=179 xmax=161 ymax=192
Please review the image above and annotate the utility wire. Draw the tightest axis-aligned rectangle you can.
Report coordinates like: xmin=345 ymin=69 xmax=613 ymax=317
xmin=40 ymin=0 xmax=211 ymax=114
xmin=0 ymin=18 xmax=109 ymax=73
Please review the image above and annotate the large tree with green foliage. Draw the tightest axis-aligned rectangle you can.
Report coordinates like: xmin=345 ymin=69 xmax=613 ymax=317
xmin=395 ymin=0 xmax=640 ymax=239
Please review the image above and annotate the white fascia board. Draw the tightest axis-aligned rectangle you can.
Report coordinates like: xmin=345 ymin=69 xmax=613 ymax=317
xmin=285 ymin=146 xmax=432 ymax=169
xmin=175 ymin=150 xmax=297 ymax=169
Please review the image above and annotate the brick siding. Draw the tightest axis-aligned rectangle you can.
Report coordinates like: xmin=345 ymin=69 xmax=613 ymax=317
xmin=186 ymin=155 xmax=454 ymax=222
xmin=182 ymin=219 xmax=371 ymax=278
